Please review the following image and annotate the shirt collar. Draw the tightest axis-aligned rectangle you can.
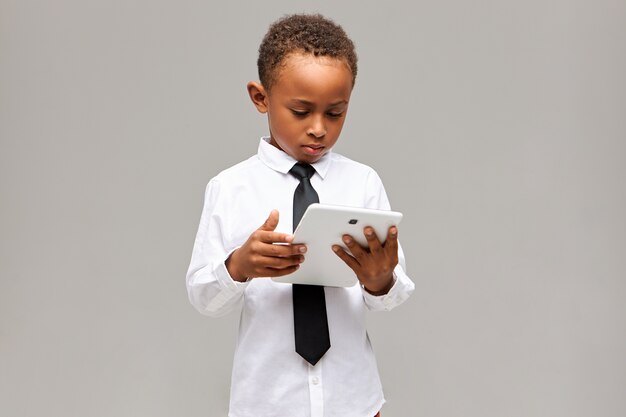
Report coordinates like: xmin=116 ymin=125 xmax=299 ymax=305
xmin=257 ymin=136 xmax=331 ymax=179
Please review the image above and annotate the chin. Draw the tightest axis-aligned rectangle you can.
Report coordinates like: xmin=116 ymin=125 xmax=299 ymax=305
xmin=300 ymin=153 xmax=324 ymax=164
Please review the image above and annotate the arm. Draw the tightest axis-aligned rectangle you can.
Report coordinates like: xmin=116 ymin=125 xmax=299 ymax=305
xmin=186 ymin=179 xmax=249 ymax=317
xmin=186 ymin=180 xmax=306 ymax=317
xmin=333 ymin=169 xmax=415 ymax=311
xmin=359 ymin=238 xmax=414 ymax=312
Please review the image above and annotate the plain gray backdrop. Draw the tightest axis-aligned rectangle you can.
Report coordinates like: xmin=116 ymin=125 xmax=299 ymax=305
xmin=1 ymin=1 xmax=625 ymax=416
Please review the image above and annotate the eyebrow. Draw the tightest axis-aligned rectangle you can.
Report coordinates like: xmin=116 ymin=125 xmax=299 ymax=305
xmin=290 ymin=99 xmax=348 ymax=107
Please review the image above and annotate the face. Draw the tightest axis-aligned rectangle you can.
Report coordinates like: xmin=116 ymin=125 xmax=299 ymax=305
xmin=248 ymin=53 xmax=354 ymax=163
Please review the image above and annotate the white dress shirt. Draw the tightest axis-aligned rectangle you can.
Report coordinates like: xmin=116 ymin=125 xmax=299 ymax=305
xmin=186 ymin=137 xmax=415 ymax=417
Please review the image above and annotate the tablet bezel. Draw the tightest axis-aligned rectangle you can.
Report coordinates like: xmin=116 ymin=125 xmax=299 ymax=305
xmin=272 ymin=203 xmax=403 ymax=287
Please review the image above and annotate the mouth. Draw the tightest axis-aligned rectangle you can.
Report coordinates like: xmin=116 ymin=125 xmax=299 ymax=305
xmin=302 ymin=144 xmax=325 ymax=156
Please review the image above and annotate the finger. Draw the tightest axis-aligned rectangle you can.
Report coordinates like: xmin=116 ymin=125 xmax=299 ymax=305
xmin=341 ymin=234 xmax=367 ymax=259
xmin=261 ymin=264 xmax=301 ymax=277
xmin=384 ymin=226 xmax=399 ymax=260
xmin=258 ymin=209 xmax=280 ymax=232
xmin=332 ymin=245 xmax=360 ymax=271
xmin=258 ymin=254 xmax=304 ymax=269
xmin=259 ymin=242 xmax=307 ymax=257
xmin=363 ymin=227 xmax=384 ymax=255
xmin=257 ymin=231 xmax=294 ymax=244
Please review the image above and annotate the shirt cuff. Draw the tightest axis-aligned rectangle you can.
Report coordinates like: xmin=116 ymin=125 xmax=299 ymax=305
xmin=361 ymin=264 xmax=414 ymax=311
xmin=215 ymin=246 xmax=250 ymax=292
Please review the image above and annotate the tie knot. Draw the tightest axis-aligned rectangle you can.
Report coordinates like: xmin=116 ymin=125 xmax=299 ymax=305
xmin=289 ymin=163 xmax=316 ymax=181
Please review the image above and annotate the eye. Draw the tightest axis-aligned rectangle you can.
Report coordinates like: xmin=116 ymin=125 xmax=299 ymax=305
xmin=327 ymin=112 xmax=344 ymax=119
xmin=290 ymin=109 xmax=309 ymax=117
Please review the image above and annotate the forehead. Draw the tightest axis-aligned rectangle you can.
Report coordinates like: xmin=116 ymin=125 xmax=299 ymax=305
xmin=270 ymin=53 xmax=353 ymax=102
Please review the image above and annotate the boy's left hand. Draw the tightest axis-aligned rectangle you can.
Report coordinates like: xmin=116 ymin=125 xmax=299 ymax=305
xmin=332 ymin=226 xmax=399 ymax=296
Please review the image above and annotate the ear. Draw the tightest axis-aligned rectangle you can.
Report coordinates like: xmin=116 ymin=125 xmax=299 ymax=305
xmin=247 ymin=81 xmax=269 ymax=114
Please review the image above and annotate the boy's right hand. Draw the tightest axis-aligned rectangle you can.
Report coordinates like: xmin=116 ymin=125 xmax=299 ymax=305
xmin=225 ymin=210 xmax=306 ymax=282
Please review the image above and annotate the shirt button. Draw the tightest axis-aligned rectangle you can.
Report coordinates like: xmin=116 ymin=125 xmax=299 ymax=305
xmin=311 ymin=377 xmax=319 ymax=385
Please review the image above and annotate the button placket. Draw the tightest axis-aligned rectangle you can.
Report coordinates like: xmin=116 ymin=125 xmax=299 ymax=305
xmin=308 ymin=363 xmax=324 ymax=417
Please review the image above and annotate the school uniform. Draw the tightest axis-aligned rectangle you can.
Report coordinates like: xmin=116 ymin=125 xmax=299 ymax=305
xmin=186 ymin=137 xmax=414 ymax=417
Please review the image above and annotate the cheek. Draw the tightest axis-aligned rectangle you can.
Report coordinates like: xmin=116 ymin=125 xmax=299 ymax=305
xmin=275 ymin=121 xmax=296 ymax=139
xmin=273 ymin=111 xmax=295 ymax=129
xmin=329 ymin=120 xmax=346 ymax=137
xmin=270 ymin=116 xmax=301 ymax=147
xmin=281 ymin=118 xmax=304 ymax=136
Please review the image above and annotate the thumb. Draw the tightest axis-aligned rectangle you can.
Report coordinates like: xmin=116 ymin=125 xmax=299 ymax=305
xmin=259 ymin=209 xmax=279 ymax=231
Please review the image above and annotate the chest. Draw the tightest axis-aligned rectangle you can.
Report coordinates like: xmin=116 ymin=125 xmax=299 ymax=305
xmin=220 ymin=172 xmax=368 ymax=249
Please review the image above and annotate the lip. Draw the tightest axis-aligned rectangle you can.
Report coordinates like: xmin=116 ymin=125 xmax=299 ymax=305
xmin=302 ymin=144 xmax=325 ymax=156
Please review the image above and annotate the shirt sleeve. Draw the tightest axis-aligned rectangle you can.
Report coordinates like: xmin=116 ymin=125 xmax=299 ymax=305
xmin=186 ymin=178 xmax=249 ymax=317
xmin=360 ymin=169 xmax=415 ymax=311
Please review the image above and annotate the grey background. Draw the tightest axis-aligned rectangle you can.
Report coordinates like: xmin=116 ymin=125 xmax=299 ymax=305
xmin=1 ymin=0 xmax=625 ymax=416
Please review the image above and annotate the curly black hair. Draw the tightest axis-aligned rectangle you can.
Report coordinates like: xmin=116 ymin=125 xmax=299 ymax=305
xmin=257 ymin=13 xmax=358 ymax=90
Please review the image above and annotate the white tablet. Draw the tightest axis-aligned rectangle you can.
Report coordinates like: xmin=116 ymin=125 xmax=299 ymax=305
xmin=272 ymin=203 xmax=403 ymax=287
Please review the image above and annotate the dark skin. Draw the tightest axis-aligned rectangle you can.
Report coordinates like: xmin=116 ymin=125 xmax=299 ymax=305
xmin=226 ymin=210 xmax=305 ymax=281
xmin=333 ymin=226 xmax=398 ymax=295
xmin=226 ymin=53 xmax=398 ymax=295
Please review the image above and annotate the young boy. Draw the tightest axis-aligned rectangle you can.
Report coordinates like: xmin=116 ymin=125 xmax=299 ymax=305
xmin=186 ymin=14 xmax=414 ymax=417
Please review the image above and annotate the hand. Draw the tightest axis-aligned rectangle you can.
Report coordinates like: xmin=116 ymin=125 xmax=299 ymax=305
xmin=225 ymin=210 xmax=307 ymax=282
xmin=332 ymin=226 xmax=399 ymax=295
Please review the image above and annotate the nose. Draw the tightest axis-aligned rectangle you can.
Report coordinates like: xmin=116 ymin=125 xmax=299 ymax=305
xmin=307 ymin=115 xmax=326 ymax=138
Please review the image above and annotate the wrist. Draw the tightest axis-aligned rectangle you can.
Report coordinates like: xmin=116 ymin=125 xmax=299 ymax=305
xmin=225 ymin=250 xmax=248 ymax=282
xmin=363 ymin=274 xmax=394 ymax=296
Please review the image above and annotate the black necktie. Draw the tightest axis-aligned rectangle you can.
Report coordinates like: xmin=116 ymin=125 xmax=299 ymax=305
xmin=289 ymin=162 xmax=331 ymax=366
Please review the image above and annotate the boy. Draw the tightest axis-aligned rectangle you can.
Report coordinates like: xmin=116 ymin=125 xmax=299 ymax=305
xmin=186 ymin=14 xmax=414 ymax=417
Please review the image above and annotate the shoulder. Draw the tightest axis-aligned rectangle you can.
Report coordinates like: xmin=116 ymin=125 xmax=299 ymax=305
xmin=327 ymin=151 xmax=382 ymax=182
xmin=200 ymin=155 xmax=266 ymax=203
xmin=209 ymin=154 xmax=264 ymax=186
xmin=328 ymin=151 xmax=390 ymax=209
